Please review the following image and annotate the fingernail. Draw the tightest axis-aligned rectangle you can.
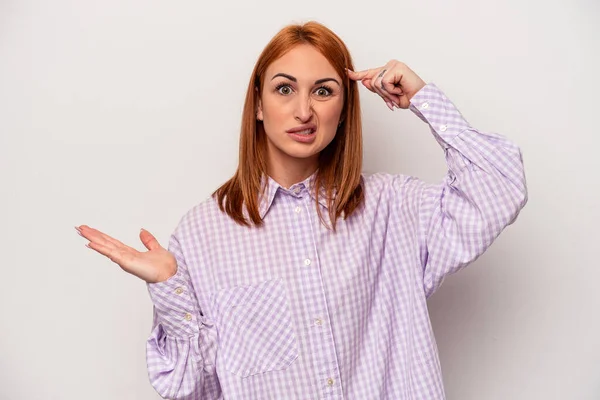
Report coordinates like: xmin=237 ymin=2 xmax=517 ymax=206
xmin=85 ymin=243 xmax=91 ymax=249
xmin=386 ymin=101 xmax=394 ymax=111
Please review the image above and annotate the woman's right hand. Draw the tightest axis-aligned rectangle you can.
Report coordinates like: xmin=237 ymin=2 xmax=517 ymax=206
xmin=75 ymin=225 xmax=177 ymax=283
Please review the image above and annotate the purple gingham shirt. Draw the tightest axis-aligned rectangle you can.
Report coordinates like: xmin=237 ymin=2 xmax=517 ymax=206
xmin=145 ymin=83 xmax=527 ymax=399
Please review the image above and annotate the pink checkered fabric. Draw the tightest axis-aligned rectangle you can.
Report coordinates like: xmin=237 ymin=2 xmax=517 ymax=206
xmin=145 ymin=83 xmax=527 ymax=399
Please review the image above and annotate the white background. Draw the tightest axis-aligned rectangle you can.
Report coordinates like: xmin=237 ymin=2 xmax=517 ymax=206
xmin=1 ymin=0 xmax=598 ymax=399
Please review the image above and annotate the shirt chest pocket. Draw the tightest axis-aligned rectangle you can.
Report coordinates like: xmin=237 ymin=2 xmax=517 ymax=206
xmin=213 ymin=278 xmax=299 ymax=378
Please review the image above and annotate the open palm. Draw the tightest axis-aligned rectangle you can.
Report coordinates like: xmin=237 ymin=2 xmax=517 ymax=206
xmin=75 ymin=225 xmax=177 ymax=283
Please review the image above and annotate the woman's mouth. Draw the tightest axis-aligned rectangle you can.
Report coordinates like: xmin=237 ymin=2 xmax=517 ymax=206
xmin=294 ymin=128 xmax=315 ymax=135
xmin=287 ymin=125 xmax=317 ymax=143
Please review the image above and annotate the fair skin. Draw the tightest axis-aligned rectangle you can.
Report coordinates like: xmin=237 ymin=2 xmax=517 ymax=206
xmin=257 ymin=44 xmax=344 ymax=189
xmin=75 ymin=47 xmax=426 ymax=283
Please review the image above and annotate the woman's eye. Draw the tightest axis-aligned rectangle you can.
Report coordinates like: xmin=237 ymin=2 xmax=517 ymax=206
xmin=315 ymin=87 xmax=331 ymax=96
xmin=277 ymin=85 xmax=292 ymax=95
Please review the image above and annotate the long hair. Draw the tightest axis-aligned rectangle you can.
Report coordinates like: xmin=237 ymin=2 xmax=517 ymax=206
xmin=213 ymin=21 xmax=364 ymax=230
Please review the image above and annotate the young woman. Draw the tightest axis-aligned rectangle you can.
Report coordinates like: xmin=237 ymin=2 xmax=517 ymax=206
xmin=76 ymin=21 xmax=527 ymax=399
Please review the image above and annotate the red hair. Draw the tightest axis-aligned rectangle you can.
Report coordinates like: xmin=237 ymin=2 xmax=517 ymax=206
xmin=213 ymin=21 xmax=364 ymax=230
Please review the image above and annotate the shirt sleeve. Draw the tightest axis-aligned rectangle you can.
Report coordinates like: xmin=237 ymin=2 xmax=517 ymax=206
xmin=405 ymin=83 xmax=528 ymax=298
xmin=145 ymin=233 xmax=221 ymax=399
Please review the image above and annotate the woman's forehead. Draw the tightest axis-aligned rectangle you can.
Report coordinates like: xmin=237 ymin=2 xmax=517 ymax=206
xmin=266 ymin=45 xmax=340 ymax=82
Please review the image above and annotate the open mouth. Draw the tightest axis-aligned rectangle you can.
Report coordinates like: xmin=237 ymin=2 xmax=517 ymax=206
xmin=287 ymin=126 xmax=317 ymax=143
xmin=294 ymin=128 xmax=316 ymax=135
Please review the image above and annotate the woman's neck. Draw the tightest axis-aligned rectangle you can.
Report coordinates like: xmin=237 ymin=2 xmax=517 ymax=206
xmin=266 ymin=159 xmax=318 ymax=189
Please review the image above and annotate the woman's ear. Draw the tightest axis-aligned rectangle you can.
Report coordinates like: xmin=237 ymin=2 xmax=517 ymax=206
xmin=255 ymin=87 xmax=263 ymax=121
xmin=257 ymin=101 xmax=263 ymax=121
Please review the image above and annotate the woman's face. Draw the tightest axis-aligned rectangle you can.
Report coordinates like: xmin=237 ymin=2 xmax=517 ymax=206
xmin=257 ymin=44 xmax=344 ymax=173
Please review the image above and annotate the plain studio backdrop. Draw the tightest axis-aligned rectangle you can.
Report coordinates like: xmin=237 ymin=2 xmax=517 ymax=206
xmin=1 ymin=0 xmax=598 ymax=399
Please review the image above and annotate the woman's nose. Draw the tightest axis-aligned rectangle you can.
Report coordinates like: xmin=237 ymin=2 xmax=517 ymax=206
xmin=294 ymin=95 xmax=313 ymax=123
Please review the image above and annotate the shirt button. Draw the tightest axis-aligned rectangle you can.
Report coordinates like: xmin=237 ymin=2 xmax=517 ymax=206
xmin=327 ymin=378 xmax=334 ymax=386
xmin=421 ymin=101 xmax=429 ymax=109
xmin=440 ymin=124 xmax=447 ymax=132
xmin=184 ymin=313 xmax=192 ymax=321
xmin=175 ymin=287 xmax=184 ymax=295
xmin=314 ymin=318 xmax=323 ymax=326
xmin=293 ymin=186 xmax=301 ymax=194
xmin=304 ymin=258 xmax=311 ymax=266
xmin=294 ymin=206 xmax=302 ymax=214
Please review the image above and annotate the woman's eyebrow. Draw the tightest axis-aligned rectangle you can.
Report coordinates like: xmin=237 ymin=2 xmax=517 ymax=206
xmin=271 ymin=73 xmax=340 ymax=86
xmin=315 ymin=77 xmax=340 ymax=86
xmin=271 ymin=73 xmax=296 ymax=82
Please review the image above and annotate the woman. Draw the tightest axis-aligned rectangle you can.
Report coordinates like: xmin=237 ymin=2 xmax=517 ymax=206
xmin=76 ymin=21 xmax=527 ymax=399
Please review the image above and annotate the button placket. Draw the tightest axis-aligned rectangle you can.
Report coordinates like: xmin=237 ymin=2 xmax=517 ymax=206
xmin=293 ymin=194 xmax=342 ymax=397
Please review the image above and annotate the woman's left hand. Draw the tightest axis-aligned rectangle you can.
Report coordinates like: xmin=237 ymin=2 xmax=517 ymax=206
xmin=347 ymin=60 xmax=426 ymax=110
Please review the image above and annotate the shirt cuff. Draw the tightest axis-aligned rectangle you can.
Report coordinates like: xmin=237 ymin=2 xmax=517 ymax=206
xmin=147 ymin=268 xmax=200 ymax=338
xmin=409 ymin=83 xmax=471 ymax=148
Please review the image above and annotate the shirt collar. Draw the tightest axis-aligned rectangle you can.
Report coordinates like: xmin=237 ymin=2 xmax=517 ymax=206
xmin=258 ymin=171 xmax=334 ymax=219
